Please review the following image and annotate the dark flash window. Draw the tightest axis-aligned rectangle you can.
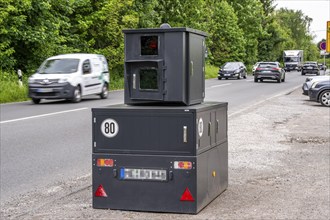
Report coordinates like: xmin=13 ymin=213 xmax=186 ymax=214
xmin=140 ymin=68 xmax=158 ymax=90
xmin=141 ymin=36 xmax=158 ymax=55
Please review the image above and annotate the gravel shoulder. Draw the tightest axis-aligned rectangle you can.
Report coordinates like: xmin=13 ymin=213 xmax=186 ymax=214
xmin=1 ymin=88 xmax=329 ymax=219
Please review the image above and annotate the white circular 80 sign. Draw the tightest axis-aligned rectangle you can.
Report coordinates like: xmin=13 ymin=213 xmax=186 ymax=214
xmin=101 ymin=119 xmax=119 ymax=138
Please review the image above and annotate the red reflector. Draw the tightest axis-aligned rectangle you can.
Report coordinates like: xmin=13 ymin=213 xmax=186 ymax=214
xmin=180 ymin=187 xmax=195 ymax=202
xmin=97 ymin=158 xmax=114 ymax=167
xmin=95 ymin=184 xmax=107 ymax=197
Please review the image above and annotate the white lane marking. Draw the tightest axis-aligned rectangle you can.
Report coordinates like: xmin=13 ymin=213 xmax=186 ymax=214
xmin=0 ymin=107 xmax=88 ymax=124
xmin=246 ymin=79 xmax=254 ymax=82
xmin=209 ymin=83 xmax=232 ymax=88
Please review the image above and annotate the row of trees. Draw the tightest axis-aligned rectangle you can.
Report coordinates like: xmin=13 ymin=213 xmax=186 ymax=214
xmin=0 ymin=0 xmax=320 ymax=77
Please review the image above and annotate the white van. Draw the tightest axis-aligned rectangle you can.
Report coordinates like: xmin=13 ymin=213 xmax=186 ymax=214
xmin=28 ymin=53 xmax=109 ymax=104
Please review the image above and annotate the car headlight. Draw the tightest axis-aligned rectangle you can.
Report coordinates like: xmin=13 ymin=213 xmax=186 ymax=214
xmin=311 ymin=82 xmax=319 ymax=89
xmin=28 ymin=77 xmax=35 ymax=83
xmin=58 ymin=78 xmax=68 ymax=83
xmin=234 ymin=70 xmax=240 ymax=74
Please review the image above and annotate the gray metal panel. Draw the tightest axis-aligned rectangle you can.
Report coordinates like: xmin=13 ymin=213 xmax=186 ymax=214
xmin=188 ymin=33 xmax=205 ymax=105
xmin=216 ymin=107 xmax=228 ymax=145
xmin=92 ymin=142 xmax=227 ymax=214
xmin=196 ymin=142 xmax=228 ymax=212
xmin=93 ymin=154 xmax=197 ymax=213
xmin=92 ymin=102 xmax=227 ymax=156
xmin=196 ymin=111 xmax=211 ymax=152
xmin=163 ymin=32 xmax=186 ymax=102
xmin=93 ymin=111 xmax=195 ymax=155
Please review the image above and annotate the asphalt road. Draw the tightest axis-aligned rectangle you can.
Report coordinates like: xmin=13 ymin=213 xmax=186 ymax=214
xmin=0 ymin=70 xmax=323 ymax=204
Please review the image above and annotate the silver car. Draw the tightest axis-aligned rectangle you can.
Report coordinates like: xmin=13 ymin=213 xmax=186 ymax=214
xmin=302 ymin=75 xmax=330 ymax=95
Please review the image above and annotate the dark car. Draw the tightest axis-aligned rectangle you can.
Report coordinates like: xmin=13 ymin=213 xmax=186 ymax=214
xmin=301 ymin=62 xmax=320 ymax=75
xmin=218 ymin=62 xmax=247 ymax=80
xmin=254 ymin=62 xmax=285 ymax=83
xmin=308 ymin=79 xmax=330 ymax=107
xmin=318 ymin=63 xmax=327 ymax=71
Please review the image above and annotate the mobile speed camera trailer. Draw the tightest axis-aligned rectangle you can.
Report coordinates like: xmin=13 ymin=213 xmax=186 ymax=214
xmin=92 ymin=25 xmax=228 ymax=214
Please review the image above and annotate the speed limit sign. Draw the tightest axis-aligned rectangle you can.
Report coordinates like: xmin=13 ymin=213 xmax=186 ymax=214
xmin=101 ymin=119 xmax=119 ymax=138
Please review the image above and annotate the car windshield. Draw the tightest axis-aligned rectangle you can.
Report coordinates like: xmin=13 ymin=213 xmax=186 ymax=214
xmin=39 ymin=59 xmax=80 ymax=74
xmin=223 ymin=63 xmax=239 ymax=69
xmin=258 ymin=63 xmax=277 ymax=68
xmin=284 ymin=57 xmax=299 ymax=62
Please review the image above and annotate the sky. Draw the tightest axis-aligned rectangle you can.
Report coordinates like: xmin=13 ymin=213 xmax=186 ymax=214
xmin=275 ymin=0 xmax=330 ymax=43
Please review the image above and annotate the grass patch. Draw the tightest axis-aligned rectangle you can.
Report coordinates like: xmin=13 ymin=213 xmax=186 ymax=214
xmin=0 ymin=71 xmax=29 ymax=103
xmin=205 ymin=63 xmax=219 ymax=79
xmin=110 ymin=73 xmax=124 ymax=91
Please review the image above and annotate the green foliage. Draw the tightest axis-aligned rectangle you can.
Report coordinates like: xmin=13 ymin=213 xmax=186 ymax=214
xmin=229 ymin=0 xmax=263 ymax=65
xmin=205 ymin=63 xmax=219 ymax=79
xmin=0 ymin=0 xmax=322 ymax=95
xmin=0 ymin=70 xmax=29 ymax=103
xmin=207 ymin=0 xmax=246 ymax=66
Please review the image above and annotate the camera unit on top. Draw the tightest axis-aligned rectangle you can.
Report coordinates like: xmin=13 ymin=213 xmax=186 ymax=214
xmin=123 ymin=24 xmax=208 ymax=106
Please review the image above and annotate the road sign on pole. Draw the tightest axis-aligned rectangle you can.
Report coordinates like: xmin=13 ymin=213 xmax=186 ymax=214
xmin=320 ymin=41 xmax=326 ymax=50
xmin=327 ymin=21 xmax=330 ymax=53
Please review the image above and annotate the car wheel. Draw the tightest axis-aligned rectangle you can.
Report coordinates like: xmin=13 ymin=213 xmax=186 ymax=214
xmin=71 ymin=86 xmax=82 ymax=103
xmin=319 ymin=90 xmax=330 ymax=107
xmin=225 ymin=78 xmax=228 ymax=80
xmin=32 ymin=98 xmax=41 ymax=104
xmin=243 ymin=72 xmax=247 ymax=79
xmin=218 ymin=77 xmax=222 ymax=80
xmin=281 ymin=75 xmax=285 ymax=82
xmin=237 ymin=73 xmax=241 ymax=80
xmin=100 ymin=83 xmax=108 ymax=99
xmin=277 ymin=78 xmax=281 ymax=83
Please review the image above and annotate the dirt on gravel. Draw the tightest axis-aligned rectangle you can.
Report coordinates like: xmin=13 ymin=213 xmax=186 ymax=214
xmin=1 ymin=88 xmax=329 ymax=220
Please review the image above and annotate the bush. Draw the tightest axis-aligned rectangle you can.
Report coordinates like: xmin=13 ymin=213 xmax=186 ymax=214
xmin=0 ymin=71 xmax=29 ymax=103
xmin=205 ymin=63 xmax=219 ymax=79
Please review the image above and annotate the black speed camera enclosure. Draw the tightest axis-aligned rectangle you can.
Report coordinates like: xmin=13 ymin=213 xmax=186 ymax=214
xmin=123 ymin=27 xmax=208 ymax=105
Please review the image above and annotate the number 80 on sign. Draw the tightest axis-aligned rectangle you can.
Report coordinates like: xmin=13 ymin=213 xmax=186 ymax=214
xmin=101 ymin=119 xmax=119 ymax=138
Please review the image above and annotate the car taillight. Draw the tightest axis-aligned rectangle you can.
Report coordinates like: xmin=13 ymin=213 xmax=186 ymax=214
xmin=272 ymin=68 xmax=280 ymax=71
xmin=256 ymin=68 xmax=261 ymax=71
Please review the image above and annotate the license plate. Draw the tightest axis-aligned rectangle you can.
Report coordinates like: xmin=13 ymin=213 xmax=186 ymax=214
xmin=119 ymin=168 xmax=167 ymax=181
xmin=37 ymin=88 xmax=53 ymax=92
xmin=224 ymin=74 xmax=230 ymax=76
xmin=307 ymin=67 xmax=312 ymax=69
xmin=262 ymin=71 xmax=271 ymax=73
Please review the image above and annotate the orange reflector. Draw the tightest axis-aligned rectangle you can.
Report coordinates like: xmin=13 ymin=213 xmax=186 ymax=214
xmin=95 ymin=184 xmax=107 ymax=197
xmin=97 ymin=159 xmax=113 ymax=167
xmin=174 ymin=161 xmax=192 ymax=170
xmin=180 ymin=187 xmax=194 ymax=202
